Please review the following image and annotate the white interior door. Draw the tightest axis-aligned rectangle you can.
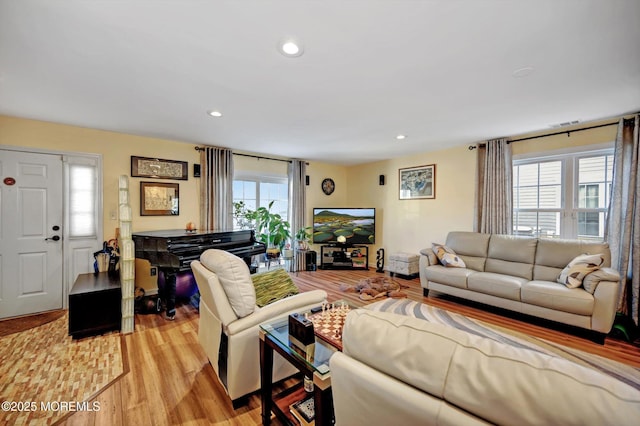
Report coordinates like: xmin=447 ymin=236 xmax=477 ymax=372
xmin=0 ymin=150 xmax=64 ymax=319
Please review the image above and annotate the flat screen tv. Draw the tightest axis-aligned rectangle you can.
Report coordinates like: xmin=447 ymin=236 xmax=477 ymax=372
xmin=312 ymin=208 xmax=375 ymax=244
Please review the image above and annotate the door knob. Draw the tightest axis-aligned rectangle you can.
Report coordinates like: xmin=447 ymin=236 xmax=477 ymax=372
xmin=45 ymin=235 xmax=61 ymax=241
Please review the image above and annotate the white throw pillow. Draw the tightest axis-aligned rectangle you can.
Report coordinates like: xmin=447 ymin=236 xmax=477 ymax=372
xmin=432 ymin=243 xmax=466 ymax=268
xmin=557 ymin=253 xmax=605 ymax=289
xmin=200 ymin=249 xmax=256 ymax=317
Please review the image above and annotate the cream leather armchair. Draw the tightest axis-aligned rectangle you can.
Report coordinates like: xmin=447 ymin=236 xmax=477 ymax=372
xmin=191 ymin=249 xmax=327 ymax=406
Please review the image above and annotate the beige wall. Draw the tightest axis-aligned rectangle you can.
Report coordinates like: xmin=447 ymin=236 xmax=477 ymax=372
xmin=338 ymin=120 xmax=618 ymax=263
xmin=234 ymin=153 xmax=289 ymax=177
xmin=0 ymin=115 xmax=352 ymax=244
xmin=1 ymin=114 xmax=618 ymax=266
xmin=306 ymin=162 xmax=349 ymax=217
xmin=512 ymin=119 xmax=617 ymax=156
xmin=305 ymin=162 xmax=349 ymax=251
xmin=0 ymin=115 xmax=201 ymax=240
xmin=346 ymin=145 xmax=476 ymax=259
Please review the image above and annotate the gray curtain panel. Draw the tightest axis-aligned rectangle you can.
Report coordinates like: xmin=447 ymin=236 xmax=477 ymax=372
xmin=200 ymin=147 xmax=234 ymax=231
xmin=605 ymin=116 xmax=639 ymax=325
xmin=474 ymin=138 xmax=512 ymax=234
xmin=288 ymin=159 xmax=307 ymax=272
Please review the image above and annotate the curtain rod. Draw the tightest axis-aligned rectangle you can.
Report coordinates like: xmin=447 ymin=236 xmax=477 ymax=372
xmin=194 ymin=146 xmax=309 ymax=165
xmin=468 ymin=120 xmax=620 ymax=150
xmin=234 ymin=152 xmax=292 ymax=163
xmin=508 ymin=121 xmax=618 ymax=144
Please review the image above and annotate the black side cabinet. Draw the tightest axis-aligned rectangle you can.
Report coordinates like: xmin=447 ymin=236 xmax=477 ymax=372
xmin=69 ymin=272 xmax=121 ymax=339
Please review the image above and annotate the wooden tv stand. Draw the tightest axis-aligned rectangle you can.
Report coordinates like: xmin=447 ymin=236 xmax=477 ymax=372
xmin=320 ymin=244 xmax=368 ymax=270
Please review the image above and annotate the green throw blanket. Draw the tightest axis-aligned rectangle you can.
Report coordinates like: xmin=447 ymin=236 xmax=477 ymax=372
xmin=252 ymin=268 xmax=299 ymax=307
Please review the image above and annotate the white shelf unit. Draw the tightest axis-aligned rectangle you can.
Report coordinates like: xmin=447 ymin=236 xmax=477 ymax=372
xmin=118 ymin=175 xmax=135 ymax=334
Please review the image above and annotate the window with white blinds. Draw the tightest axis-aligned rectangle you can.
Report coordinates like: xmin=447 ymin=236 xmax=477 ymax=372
xmin=66 ymin=159 xmax=99 ymax=238
xmin=513 ymin=147 xmax=614 ymax=241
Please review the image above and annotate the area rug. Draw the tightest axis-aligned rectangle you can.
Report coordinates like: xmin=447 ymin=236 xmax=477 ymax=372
xmin=0 ymin=312 xmax=124 ymax=425
xmin=0 ymin=310 xmax=66 ymax=338
xmin=366 ymin=298 xmax=640 ymax=391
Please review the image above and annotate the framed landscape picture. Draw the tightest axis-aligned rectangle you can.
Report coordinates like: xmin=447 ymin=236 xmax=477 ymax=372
xmin=131 ymin=156 xmax=188 ymax=180
xmin=399 ymin=164 xmax=436 ymax=200
xmin=140 ymin=182 xmax=180 ymax=215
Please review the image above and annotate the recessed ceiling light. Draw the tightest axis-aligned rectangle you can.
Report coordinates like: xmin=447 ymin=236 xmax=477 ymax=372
xmin=278 ymin=38 xmax=304 ymax=57
xmin=282 ymin=42 xmax=300 ymax=55
xmin=396 ymin=134 xmax=406 ymax=140
xmin=207 ymin=110 xmax=222 ymax=117
xmin=512 ymin=66 xmax=535 ymax=78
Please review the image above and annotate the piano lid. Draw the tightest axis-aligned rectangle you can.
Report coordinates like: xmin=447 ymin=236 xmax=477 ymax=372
xmin=131 ymin=229 xmax=241 ymax=239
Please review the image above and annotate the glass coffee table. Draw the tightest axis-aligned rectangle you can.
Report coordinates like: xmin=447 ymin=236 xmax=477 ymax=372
xmin=260 ymin=302 xmax=352 ymax=426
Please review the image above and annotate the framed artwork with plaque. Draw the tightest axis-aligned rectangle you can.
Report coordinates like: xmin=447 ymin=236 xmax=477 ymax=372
xmin=131 ymin=156 xmax=188 ymax=180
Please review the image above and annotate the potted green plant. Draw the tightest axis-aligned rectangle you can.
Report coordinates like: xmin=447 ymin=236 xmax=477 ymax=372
xmin=244 ymin=201 xmax=291 ymax=258
xmin=232 ymin=201 xmax=254 ymax=230
xmin=295 ymin=226 xmax=313 ymax=250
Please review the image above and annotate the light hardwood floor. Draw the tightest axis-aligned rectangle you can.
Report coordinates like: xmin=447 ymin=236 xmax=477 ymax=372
xmin=59 ymin=269 xmax=640 ymax=426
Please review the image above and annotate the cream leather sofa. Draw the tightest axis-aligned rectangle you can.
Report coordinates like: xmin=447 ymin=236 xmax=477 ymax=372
xmin=330 ymin=309 xmax=640 ymax=426
xmin=419 ymin=232 xmax=620 ymax=338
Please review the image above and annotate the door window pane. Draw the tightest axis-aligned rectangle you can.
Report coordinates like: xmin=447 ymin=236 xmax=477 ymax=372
xmin=69 ymin=164 xmax=96 ymax=238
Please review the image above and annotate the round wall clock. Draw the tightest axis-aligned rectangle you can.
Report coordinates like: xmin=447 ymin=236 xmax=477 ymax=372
xmin=321 ymin=178 xmax=335 ymax=195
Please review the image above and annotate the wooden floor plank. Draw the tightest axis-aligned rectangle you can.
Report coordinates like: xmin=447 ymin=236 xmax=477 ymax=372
xmin=58 ymin=268 xmax=640 ymax=425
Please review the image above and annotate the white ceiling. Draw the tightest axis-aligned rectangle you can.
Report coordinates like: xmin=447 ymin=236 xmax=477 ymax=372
xmin=1 ymin=1 xmax=639 ymax=165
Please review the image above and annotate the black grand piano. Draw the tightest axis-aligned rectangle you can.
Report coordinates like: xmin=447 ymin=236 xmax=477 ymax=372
xmin=132 ymin=229 xmax=266 ymax=319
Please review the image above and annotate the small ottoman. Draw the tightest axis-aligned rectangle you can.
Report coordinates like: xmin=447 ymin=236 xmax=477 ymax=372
xmin=388 ymin=252 xmax=420 ymax=279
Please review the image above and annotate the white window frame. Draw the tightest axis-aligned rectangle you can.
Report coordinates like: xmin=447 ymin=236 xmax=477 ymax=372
xmin=233 ymin=173 xmax=289 ymax=229
xmin=513 ymin=143 xmax=614 ymax=240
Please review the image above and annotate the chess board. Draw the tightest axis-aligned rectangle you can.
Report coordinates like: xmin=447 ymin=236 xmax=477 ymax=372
xmin=307 ymin=304 xmax=352 ymax=350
